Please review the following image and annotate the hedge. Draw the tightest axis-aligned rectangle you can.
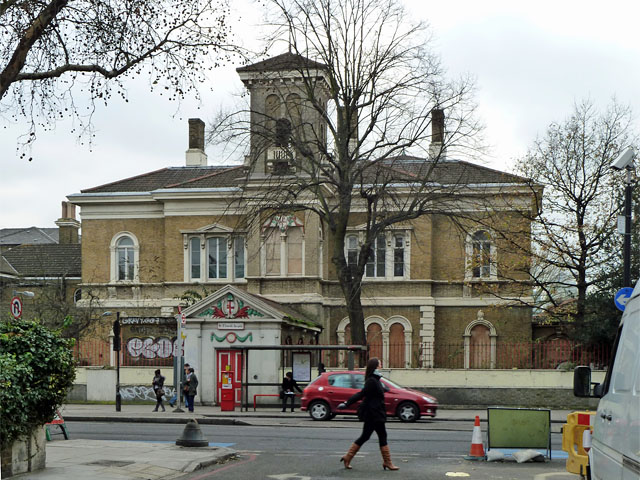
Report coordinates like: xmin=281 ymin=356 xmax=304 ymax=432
xmin=0 ymin=319 xmax=76 ymax=448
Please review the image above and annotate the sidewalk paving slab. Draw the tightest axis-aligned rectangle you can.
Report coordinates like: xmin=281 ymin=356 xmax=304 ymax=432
xmin=12 ymin=440 xmax=235 ymax=480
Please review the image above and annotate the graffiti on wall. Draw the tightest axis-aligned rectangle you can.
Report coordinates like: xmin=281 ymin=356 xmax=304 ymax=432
xmin=119 ymin=385 xmax=176 ymax=402
xmin=126 ymin=337 xmax=177 ymax=359
xmin=121 ymin=317 xmax=177 ymax=366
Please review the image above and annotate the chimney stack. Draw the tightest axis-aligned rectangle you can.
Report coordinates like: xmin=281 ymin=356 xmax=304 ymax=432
xmin=185 ymin=118 xmax=208 ymax=166
xmin=55 ymin=201 xmax=80 ymax=244
xmin=429 ymin=108 xmax=446 ymax=160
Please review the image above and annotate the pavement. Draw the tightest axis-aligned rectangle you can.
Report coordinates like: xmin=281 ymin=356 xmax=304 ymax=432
xmin=10 ymin=404 xmax=577 ymax=480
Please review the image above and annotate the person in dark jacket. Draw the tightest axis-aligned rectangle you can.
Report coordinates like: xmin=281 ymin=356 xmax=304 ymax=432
xmin=185 ymin=367 xmax=199 ymax=412
xmin=337 ymin=357 xmax=399 ymax=470
xmin=281 ymin=371 xmax=302 ymax=412
xmin=152 ymin=369 xmax=166 ymax=412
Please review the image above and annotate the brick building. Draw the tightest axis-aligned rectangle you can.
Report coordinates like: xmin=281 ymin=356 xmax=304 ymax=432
xmin=68 ymin=53 xmax=538 ymax=405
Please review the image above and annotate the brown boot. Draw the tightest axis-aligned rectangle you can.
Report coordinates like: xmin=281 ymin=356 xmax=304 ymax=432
xmin=380 ymin=445 xmax=399 ymax=470
xmin=340 ymin=443 xmax=360 ymax=469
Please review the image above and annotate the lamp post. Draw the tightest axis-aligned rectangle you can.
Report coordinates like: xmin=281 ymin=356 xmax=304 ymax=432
xmin=12 ymin=290 xmax=35 ymax=298
xmin=103 ymin=311 xmax=122 ymax=412
xmin=611 ymin=147 xmax=636 ymax=288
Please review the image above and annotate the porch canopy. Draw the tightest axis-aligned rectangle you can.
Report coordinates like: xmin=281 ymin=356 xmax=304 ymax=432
xmin=229 ymin=344 xmax=368 ymax=411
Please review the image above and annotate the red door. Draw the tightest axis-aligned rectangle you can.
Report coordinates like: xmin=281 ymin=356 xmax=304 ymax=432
xmin=216 ymin=350 xmax=243 ymax=406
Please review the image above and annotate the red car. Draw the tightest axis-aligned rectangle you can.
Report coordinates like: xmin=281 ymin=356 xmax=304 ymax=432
xmin=300 ymin=371 xmax=438 ymax=422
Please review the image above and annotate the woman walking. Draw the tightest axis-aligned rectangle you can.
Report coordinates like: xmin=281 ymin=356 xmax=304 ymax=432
xmin=152 ymin=369 xmax=166 ymax=412
xmin=337 ymin=357 xmax=399 ymax=471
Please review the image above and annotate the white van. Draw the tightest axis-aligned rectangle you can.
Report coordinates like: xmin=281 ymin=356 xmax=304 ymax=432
xmin=574 ymin=279 xmax=640 ymax=480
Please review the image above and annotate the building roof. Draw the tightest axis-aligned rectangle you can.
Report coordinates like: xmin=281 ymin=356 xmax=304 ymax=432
xmin=2 ymin=244 xmax=81 ymax=277
xmin=81 ymin=166 xmax=246 ymax=193
xmin=236 ymin=52 xmax=327 ymax=73
xmin=79 ymin=156 xmax=528 ymax=195
xmin=0 ymin=227 xmax=59 ymax=246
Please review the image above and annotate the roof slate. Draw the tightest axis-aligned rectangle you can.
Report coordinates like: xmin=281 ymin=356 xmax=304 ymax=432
xmin=0 ymin=227 xmax=59 ymax=245
xmin=81 ymin=166 xmax=243 ymax=193
xmin=2 ymin=244 xmax=81 ymax=277
xmin=79 ymin=155 xmax=528 ymax=194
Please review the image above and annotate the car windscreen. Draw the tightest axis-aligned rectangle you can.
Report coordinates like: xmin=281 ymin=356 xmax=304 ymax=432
xmin=381 ymin=378 xmax=403 ymax=389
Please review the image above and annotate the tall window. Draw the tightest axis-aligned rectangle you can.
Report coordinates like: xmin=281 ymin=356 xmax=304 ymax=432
xmin=472 ymin=231 xmax=492 ymax=278
xmin=187 ymin=235 xmax=245 ymax=282
xmin=117 ymin=236 xmax=135 ymax=281
xmin=287 ymin=227 xmax=303 ymax=275
xmin=265 ymin=228 xmax=281 ymax=275
xmin=262 ymin=219 xmax=305 ymax=277
xmin=234 ymin=237 xmax=245 ymax=278
xmin=190 ymin=237 xmax=201 ymax=279
xmin=110 ymin=232 xmax=139 ymax=282
xmin=365 ymin=235 xmax=386 ymax=277
xmin=346 ymin=235 xmax=358 ymax=271
xmin=393 ymin=235 xmax=404 ymax=277
xmin=207 ymin=237 xmax=227 ymax=279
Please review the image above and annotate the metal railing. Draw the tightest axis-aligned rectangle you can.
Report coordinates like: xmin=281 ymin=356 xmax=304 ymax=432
xmin=72 ymin=338 xmax=611 ymax=370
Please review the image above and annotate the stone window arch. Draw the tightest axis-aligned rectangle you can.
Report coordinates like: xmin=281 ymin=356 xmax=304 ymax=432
xmin=463 ymin=311 xmax=497 ymax=368
xmin=110 ymin=232 xmax=139 ymax=283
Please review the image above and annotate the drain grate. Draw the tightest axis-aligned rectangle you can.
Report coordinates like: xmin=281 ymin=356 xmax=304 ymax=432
xmin=86 ymin=460 xmax=135 ymax=467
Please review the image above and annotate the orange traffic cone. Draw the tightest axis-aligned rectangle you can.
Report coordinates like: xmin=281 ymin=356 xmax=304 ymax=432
xmin=465 ymin=415 xmax=485 ymax=461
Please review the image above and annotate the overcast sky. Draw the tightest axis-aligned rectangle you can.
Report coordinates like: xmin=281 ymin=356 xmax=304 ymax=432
xmin=2 ymin=0 xmax=639 ymax=228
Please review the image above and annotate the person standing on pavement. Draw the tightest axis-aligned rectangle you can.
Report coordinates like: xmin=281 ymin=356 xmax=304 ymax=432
xmin=169 ymin=362 xmax=190 ymax=407
xmin=281 ymin=371 xmax=302 ymax=412
xmin=152 ymin=369 xmax=166 ymax=412
xmin=338 ymin=357 xmax=399 ymax=471
xmin=185 ymin=367 xmax=198 ymax=412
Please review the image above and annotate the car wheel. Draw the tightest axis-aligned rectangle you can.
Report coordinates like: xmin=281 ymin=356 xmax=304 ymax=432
xmin=308 ymin=401 xmax=331 ymax=421
xmin=397 ymin=402 xmax=420 ymax=422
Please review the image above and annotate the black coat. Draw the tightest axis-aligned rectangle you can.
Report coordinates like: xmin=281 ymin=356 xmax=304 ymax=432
xmin=282 ymin=377 xmax=302 ymax=393
xmin=345 ymin=374 xmax=387 ymax=423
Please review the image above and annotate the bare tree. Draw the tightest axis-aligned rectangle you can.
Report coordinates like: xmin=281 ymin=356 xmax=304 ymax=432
xmin=514 ymin=99 xmax=637 ymax=328
xmin=1 ymin=0 xmax=242 ymax=155
xmin=212 ymin=0 xmax=484 ymax=348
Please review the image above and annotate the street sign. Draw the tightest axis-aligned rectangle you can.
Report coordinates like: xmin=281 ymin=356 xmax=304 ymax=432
xmin=181 ymin=313 xmax=186 ymax=326
xmin=10 ymin=296 xmax=22 ymax=319
xmin=614 ymin=287 xmax=634 ymax=311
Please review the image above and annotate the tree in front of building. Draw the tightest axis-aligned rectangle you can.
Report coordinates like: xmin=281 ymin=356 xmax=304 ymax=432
xmin=0 ymin=319 xmax=76 ymax=448
xmin=213 ymin=0 xmax=481 ymax=348
xmin=1 ymin=0 xmax=242 ymax=157
xmin=514 ymin=99 xmax=637 ymax=336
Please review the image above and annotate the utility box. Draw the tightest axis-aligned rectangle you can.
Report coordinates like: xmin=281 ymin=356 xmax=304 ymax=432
xmin=220 ymin=370 xmax=235 ymax=411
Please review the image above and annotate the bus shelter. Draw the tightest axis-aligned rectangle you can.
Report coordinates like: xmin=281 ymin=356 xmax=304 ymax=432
xmin=229 ymin=345 xmax=368 ymax=412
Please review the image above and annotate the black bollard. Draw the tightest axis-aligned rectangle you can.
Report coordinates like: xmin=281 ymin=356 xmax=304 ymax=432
xmin=175 ymin=419 xmax=209 ymax=447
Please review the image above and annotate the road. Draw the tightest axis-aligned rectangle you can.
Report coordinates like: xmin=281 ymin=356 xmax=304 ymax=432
xmin=64 ymin=420 xmax=573 ymax=480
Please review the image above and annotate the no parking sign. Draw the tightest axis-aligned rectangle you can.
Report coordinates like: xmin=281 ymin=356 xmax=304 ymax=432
xmin=10 ymin=296 xmax=22 ymax=319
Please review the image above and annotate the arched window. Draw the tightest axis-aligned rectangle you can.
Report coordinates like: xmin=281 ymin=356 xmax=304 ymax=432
xmin=466 ymin=229 xmax=496 ymax=280
xmin=110 ymin=232 xmax=139 ymax=282
xmin=73 ymin=288 xmax=82 ymax=305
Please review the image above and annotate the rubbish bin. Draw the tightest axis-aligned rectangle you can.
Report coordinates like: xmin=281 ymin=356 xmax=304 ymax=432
xmin=562 ymin=411 xmax=595 ymax=476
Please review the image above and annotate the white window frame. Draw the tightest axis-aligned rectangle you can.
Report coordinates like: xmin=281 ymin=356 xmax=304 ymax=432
xmin=465 ymin=228 xmax=498 ymax=281
xmin=110 ymin=232 xmax=140 ymax=283
xmin=182 ymin=225 xmax=246 ymax=283
xmin=344 ymin=228 xmax=411 ymax=281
